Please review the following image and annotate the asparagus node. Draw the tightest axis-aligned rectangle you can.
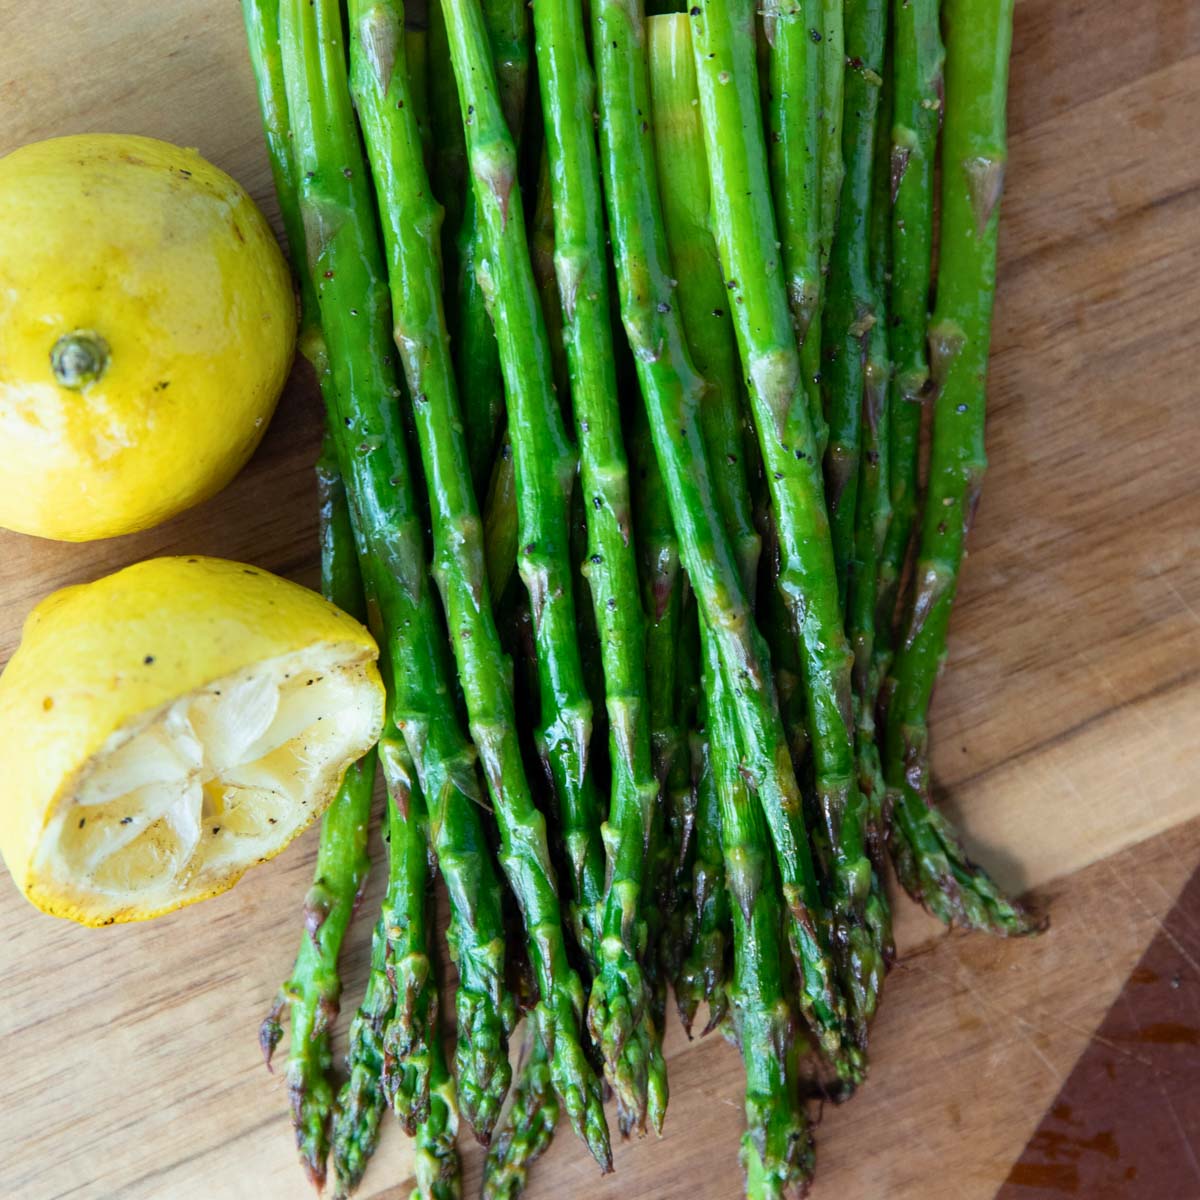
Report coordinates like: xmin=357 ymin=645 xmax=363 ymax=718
xmin=686 ymin=0 xmax=883 ymax=1045
xmin=882 ymin=0 xmax=1041 ymax=938
xmin=483 ymin=1025 xmax=560 ymax=1200
xmin=875 ymin=0 xmax=942 ymax=659
xmin=593 ymin=0 xmax=854 ymax=1077
xmin=441 ymin=0 xmax=612 ymax=1165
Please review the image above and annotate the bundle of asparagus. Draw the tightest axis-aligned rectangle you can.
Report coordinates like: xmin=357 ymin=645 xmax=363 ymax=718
xmin=241 ymin=0 xmax=1043 ymax=1191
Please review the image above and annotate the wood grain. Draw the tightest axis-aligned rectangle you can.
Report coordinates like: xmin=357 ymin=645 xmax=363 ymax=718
xmin=1 ymin=0 xmax=1198 ymax=1197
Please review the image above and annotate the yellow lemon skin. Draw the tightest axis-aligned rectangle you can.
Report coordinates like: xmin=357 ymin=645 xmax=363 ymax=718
xmin=0 ymin=134 xmax=297 ymax=541
xmin=0 ymin=557 xmax=383 ymax=925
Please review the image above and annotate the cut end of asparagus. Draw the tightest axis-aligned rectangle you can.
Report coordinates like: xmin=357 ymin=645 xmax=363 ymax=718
xmin=891 ymin=788 xmax=1047 ymax=937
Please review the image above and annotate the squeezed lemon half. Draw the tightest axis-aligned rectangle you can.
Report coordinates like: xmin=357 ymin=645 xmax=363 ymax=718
xmin=0 ymin=556 xmax=384 ymax=925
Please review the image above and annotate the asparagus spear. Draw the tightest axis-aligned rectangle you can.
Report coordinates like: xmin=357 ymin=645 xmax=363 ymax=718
xmin=529 ymin=0 xmax=667 ymax=1132
xmin=413 ymin=1023 xmax=463 ymax=1200
xmin=333 ymin=736 xmax=452 ymax=1197
xmin=482 ymin=1025 xmax=560 ymax=1200
xmin=258 ymin=449 xmax=378 ymax=1189
xmin=274 ymin=0 xmax=516 ymax=1145
xmin=816 ymin=0 xmax=845 ymax=279
xmin=820 ymin=0 xmax=888 ymax=601
xmin=846 ymin=43 xmax=896 ymax=953
xmin=347 ymin=0 xmax=609 ymax=1161
xmin=875 ymin=0 xmax=942 ymax=655
xmin=440 ymin=0 xmax=612 ymax=1165
xmin=591 ymin=0 xmax=854 ymax=1075
xmin=882 ymin=0 xmax=1039 ymax=936
xmin=242 ymin=3 xmax=385 ymax=1184
xmin=763 ymin=0 xmax=827 ymax=457
xmin=647 ymin=12 xmax=759 ymax=1037
xmin=529 ymin=150 xmax=571 ymax=405
xmin=707 ymin=632 xmax=814 ymax=1198
xmin=673 ymin=719 xmax=731 ymax=1036
xmin=687 ymin=0 xmax=887 ymax=1043
xmin=450 ymin=0 xmax=530 ymax=492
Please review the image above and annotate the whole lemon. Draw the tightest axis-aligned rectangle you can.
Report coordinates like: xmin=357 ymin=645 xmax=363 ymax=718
xmin=0 ymin=134 xmax=296 ymax=541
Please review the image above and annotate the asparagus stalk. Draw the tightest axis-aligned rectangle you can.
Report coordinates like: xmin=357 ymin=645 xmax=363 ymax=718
xmin=591 ymin=0 xmax=854 ymax=1075
xmin=846 ymin=44 xmax=896 ymax=953
xmin=529 ymin=150 xmax=571 ymax=405
xmin=482 ymin=1025 xmax=560 ymax=1200
xmin=412 ymin=1024 xmax=463 ymax=1200
xmin=450 ymin=0 xmax=530 ymax=492
xmin=258 ymin=447 xmax=378 ymax=1189
xmin=707 ymin=631 xmax=814 ymax=1198
xmin=882 ymin=0 xmax=1039 ymax=936
xmin=241 ymin=2 xmax=384 ymax=1184
xmin=687 ymin=0 xmax=887 ymax=1043
xmin=816 ymin=0 xmax=845 ymax=278
xmin=647 ymin=12 xmax=759 ymax=1037
xmin=332 ymin=737 xmax=435 ymax=1194
xmin=627 ymin=395 xmax=692 ymax=1054
xmin=440 ymin=0 xmax=612 ymax=1165
xmin=673 ymin=720 xmax=731 ymax=1036
xmin=820 ymin=0 xmax=888 ymax=600
xmin=763 ymin=0 xmax=827 ymax=457
xmin=377 ymin=741 xmax=437 ymax=1136
xmin=347 ymin=0 xmax=610 ymax=1159
xmin=529 ymin=0 xmax=667 ymax=1133
xmin=330 ymin=913 xmax=392 ymax=1195
xmin=275 ymin=0 xmax=517 ymax=1145
xmin=875 ymin=0 xmax=942 ymax=654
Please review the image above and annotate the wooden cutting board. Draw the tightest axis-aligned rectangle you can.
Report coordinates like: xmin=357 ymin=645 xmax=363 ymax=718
xmin=2 ymin=0 xmax=1198 ymax=1197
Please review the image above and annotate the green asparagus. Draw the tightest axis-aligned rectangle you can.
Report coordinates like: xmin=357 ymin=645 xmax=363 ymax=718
xmin=688 ymin=0 xmax=887 ymax=1044
xmin=482 ymin=1025 xmax=560 ymax=1199
xmin=876 ymin=0 xmax=941 ymax=656
xmin=441 ymin=0 xmax=612 ymax=1164
xmin=591 ymin=0 xmax=854 ymax=1075
xmin=820 ymin=0 xmax=888 ymax=600
xmin=708 ymin=632 xmax=814 ymax=1198
xmin=258 ymin=450 xmax=378 ymax=1190
xmin=530 ymin=0 xmax=666 ymax=1132
xmin=846 ymin=41 xmax=895 ymax=951
xmin=276 ymin=0 xmax=516 ymax=1146
xmin=882 ymin=0 xmax=1039 ymax=936
xmin=763 ymin=0 xmax=827 ymax=456
xmin=332 ymin=737 xmax=434 ymax=1194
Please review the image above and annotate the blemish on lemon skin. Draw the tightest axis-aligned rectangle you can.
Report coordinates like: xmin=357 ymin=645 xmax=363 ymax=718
xmin=42 ymin=696 xmax=53 ymax=711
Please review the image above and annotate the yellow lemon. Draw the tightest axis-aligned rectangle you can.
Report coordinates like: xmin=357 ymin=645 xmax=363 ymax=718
xmin=0 ymin=557 xmax=384 ymax=926
xmin=0 ymin=134 xmax=296 ymax=541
